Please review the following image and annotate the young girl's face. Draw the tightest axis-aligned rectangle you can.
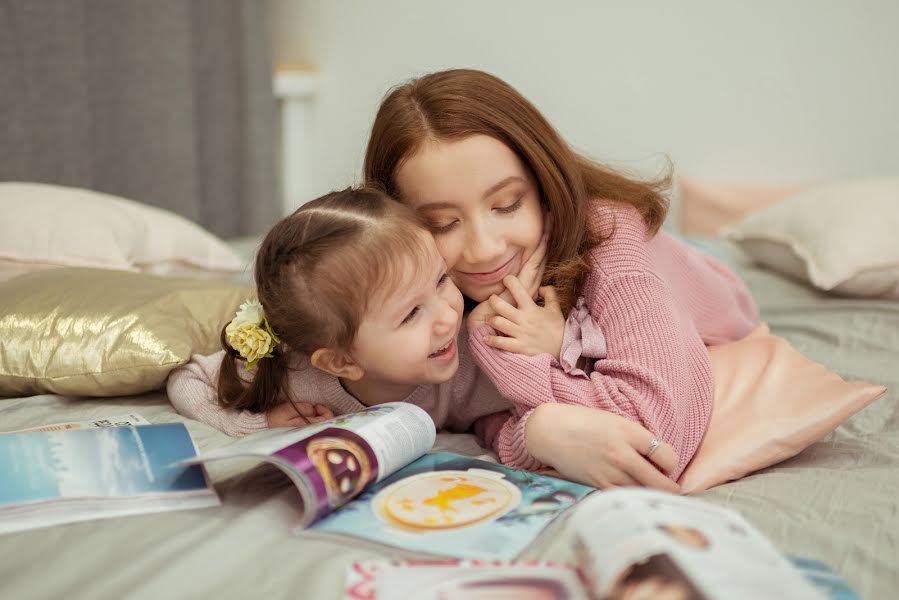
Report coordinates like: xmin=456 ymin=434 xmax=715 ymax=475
xmin=351 ymin=232 xmax=464 ymax=386
xmin=395 ymin=134 xmax=545 ymax=302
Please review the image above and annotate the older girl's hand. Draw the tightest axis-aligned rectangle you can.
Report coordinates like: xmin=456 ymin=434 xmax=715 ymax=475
xmin=266 ymin=402 xmax=335 ymax=428
xmin=525 ymin=403 xmax=681 ymax=493
xmin=482 ymin=277 xmax=565 ymax=359
xmin=467 ymin=218 xmax=550 ymax=334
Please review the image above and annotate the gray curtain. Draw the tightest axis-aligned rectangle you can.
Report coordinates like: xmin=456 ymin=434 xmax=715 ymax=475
xmin=0 ymin=0 xmax=280 ymax=238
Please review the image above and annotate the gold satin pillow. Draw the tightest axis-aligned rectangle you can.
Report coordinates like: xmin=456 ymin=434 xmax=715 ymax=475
xmin=0 ymin=268 xmax=251 ymax=397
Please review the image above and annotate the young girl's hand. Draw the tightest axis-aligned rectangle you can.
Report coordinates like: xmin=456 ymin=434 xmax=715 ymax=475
xmin=482 ymin=276 xmax=566 ymax=359
xmin=266 ymin=402 xmax=335 ymax=428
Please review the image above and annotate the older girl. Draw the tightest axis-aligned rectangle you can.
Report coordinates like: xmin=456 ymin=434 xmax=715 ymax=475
xmin=363 ymin=69 xmax=759 ymax=486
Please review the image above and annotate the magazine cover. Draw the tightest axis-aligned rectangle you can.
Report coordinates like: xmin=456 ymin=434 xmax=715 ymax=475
xmin=309 ymin=451 xmax=594 ymax=560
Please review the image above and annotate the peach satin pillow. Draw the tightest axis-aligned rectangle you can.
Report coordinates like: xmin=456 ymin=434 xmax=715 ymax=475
xmin=678 ymin=178 xmax=805 ymax=236
xmin=679 ymin=323 xmax=886 ymax=494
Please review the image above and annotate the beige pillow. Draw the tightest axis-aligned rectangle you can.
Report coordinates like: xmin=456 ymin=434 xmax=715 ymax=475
xmin=0 ymin=182 xmax=243 ymax=282
xmin=680 ymin=323 xmax=885 ymax=493
xmin=723 ymin=177 xmax=899 ymax=298
xmin=0 ymin=268 xmax=252 ymax=397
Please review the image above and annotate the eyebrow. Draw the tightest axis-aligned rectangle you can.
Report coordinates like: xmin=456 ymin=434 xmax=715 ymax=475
xmin=416 ymin=175 xmax=525 ymax=211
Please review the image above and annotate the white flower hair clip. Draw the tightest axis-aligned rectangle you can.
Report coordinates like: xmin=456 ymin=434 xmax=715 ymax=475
xmin=225 ymin=299 xmax=281 ymax=370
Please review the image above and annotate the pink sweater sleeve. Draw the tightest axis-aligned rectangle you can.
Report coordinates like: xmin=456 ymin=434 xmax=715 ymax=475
xmin=166 ymin=352 xmax=268 ymax=436
xmin=469 ymin=271 xmax=713 ymax=480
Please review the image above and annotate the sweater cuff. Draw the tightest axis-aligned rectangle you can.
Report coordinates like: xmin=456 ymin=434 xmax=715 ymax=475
xmin=230 ymin=410 xmax=269 ymax=436
xmin=496 ymin=408 xmax=544 ymax=471
xmin=469 ymin=325 xmax=556 ymax=411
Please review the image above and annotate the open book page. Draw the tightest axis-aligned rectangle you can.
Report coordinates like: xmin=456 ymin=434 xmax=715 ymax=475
xmin=570 ymin=488 xmax=825 ymax=600
xmin=344 ymin=560 xmax=587 ymax=600
xmin=309 ymin=452 xmax=594 ymax=560
xmin=185 ymin=402 xmax=436 ymax=527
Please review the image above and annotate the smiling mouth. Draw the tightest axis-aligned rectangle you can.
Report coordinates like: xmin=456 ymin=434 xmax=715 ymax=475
xmin=458 ymin=256 xmax=516 ymax=283
xmin=428 ymin=338 xmax=455 ymax=358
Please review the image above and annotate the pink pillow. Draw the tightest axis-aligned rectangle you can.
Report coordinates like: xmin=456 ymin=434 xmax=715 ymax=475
xmin=678 ymin=178 xmax=804 ymax=236
xmin=679 ymin=323 xmax=886 ymax=493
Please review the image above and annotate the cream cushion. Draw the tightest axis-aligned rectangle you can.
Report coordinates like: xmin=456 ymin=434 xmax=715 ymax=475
xmin=0 ymin=182 xmax=243 ymax=282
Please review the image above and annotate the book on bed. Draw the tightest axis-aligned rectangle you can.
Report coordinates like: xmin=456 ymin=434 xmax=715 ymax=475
xmin=0 ymin=422 xmax=219 ymax=535
xmin=343 ymin=488 xmax=854 ymax=600
xmin=184 ymin=402 xmax=593 ymax=559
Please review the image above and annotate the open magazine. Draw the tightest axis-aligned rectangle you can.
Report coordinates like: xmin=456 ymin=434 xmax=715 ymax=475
xmin=186 ymin=402 xmax=593 ymax=559
xmin=343 ymin=489 xmax=857 ymax=600
xmin=0 ymin=421 xmax=218 ymax=535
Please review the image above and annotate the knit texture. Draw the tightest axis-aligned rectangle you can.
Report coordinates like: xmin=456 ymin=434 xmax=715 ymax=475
xmin=468 ymin=202 xmax=759 ymax=479
xmin=166 ymin=328 xmax=511 ymax=438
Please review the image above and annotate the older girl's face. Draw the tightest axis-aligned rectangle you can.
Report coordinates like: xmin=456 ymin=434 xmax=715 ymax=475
xmin=395 ymin=135 xmax=545 ymax=301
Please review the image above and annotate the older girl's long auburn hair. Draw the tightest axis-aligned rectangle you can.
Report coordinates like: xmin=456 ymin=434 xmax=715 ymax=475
xmin=363 ymin=68 xmax=671 ymax=316
xmin=218 ymin=186 xmax=432 ymax=413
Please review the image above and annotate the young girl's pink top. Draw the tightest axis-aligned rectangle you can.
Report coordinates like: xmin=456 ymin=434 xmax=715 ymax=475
xmin=166 ymin=328 xmax=511 ymax=438
xmin=470 ymin=202 xmax=759 ymax=479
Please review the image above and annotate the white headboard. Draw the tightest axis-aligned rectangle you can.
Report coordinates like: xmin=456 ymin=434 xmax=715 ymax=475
xmin=274 ymin=65 xmax=318 ymax=216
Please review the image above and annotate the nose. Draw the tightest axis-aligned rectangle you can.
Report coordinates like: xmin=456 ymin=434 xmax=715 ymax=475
xmin=432 ymin=295 xmax=459 ymax=336
xmin=462 ymin=221 xmax=505 ymax=266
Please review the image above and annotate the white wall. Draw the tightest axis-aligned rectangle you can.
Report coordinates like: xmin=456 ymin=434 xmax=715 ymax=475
xmin=269 ymin=0 xmax=899 ymax=216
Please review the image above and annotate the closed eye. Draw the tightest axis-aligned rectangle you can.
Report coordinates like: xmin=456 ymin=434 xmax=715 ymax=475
xmin=430 ymin=220 xmax=459 ymax=235
xmin=437 ymin=272 xmax=450 ymax=287
xmin=496 ymin=195 xmax=524 ymax=214
xmin=401 ymin=306 xmax=420 ymax=325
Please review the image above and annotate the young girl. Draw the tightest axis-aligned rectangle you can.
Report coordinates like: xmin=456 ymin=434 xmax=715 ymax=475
xmin=363 ymin=68 xmax=760 ymax=485
xmin=167 ymin=186 xmax=522 ymax=451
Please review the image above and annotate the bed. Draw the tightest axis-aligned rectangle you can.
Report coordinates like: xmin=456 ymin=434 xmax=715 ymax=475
xmin=1 ymin=234 xmax=897 ymax=599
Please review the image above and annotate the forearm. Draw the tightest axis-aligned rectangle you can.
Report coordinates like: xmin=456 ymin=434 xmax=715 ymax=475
xmin=166 ymin=355 xmax=268 ymax=436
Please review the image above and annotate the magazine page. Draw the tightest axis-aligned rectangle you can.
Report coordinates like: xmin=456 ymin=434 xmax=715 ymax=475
xmin=568 ymin=488 xmax=825 ymax=600
xmin=344 ymin=560 xmax=588 ymax=600
xmin=309 ymin=451 xmax=594 ymax=560
xmin=0 ymin=423 xmax=218 ymax=535
xmin=186 ymin=402 xmax=437 ymax=527
xmin=4 ymin=413 xmax=150 ymax=434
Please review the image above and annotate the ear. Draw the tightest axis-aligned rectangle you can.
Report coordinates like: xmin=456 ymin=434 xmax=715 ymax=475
xmin=310 ymin=348 xmax=365 ymax=381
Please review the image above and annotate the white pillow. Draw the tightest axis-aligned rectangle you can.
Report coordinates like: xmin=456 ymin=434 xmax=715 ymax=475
xmin=0 ymin=182 xmax=243 ymax=282
xmin=723 ymin=177 xmax=899 ymax=299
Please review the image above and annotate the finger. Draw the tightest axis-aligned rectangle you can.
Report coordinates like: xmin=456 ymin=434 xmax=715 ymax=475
xmin=503 ymin=275 xmax=535 ymax=307
xmin=539 ymin=286 xmax=561 ymax=311
xmin=289 ymin=402 xmax=316 ymax=418
xmin=622 ymin=450 xmax=681 ymax=493
xmin=484 ymin=335 xmax=524 ymax=354
xmin=604 ymin=469 xmax=643 ymax=489
xmin=624 ymin=424 xmax=679 ymax=477
xmin=489 ymin=315 xmax=518 ymax=336
xmin=314 ymin=404 xmax=335 ymax=419
xmin=487 ymin=294 xmax=520 ymax=321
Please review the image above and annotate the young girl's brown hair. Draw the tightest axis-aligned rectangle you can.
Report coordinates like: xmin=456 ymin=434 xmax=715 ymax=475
xmin=363 ymin=68 xmax=671 ymax=316
xmin=217 ymin=186 xmax=432 ymax=413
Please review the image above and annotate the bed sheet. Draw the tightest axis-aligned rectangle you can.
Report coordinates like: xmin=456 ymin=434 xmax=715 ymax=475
xmin=1 ymin=238 xmax=897 ymax=599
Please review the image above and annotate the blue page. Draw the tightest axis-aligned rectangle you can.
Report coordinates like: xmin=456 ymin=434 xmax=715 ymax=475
xmin=311 ymin=451 xmax=594 ymax=560
xmin=0 ymin=423 xmax=209 ymax=505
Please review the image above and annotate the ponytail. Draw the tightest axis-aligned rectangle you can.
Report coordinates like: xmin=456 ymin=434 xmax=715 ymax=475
xmin=216 ymin=325 xmax=291 ymax=413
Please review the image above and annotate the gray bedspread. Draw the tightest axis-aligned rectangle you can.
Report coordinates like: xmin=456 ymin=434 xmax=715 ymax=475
xmin=2 ymin=239 xmax=897 ymax=599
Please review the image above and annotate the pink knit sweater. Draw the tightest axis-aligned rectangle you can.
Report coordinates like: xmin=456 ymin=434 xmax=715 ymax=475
xmin=470 ymin=202 xmax=759 ymax=479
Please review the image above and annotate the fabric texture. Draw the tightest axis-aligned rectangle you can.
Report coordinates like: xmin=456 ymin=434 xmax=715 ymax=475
xmin=0 ymin=1 xmax=279 ymax=238
xmin=0 ymin=268 xmax=251 ymax=397
xmin=724 ymin=177 xmax=899 ymax=299
xmin=679 ymin=323 xmax=886 ymax=493
xmin=0 ymin=183 xmax=244 ymax=282
xmin=468 ymin=202 xmax=760 ymax=479
xmin=166 ymin=328 xmax=512 ymax=438
xmin=678 ymin=177 xmax=804 ymax=236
